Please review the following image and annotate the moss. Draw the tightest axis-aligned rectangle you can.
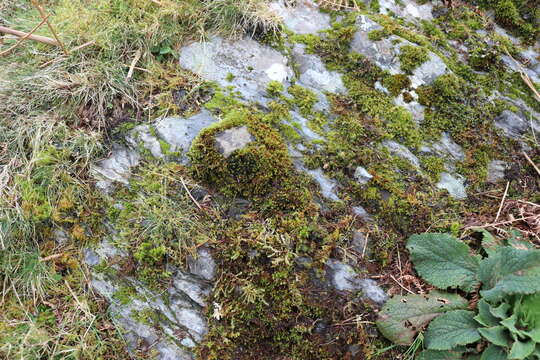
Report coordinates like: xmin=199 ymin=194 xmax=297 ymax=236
xmin=368 ymin=28 xmax=391 ymax=41
xmin=382 ymin=74 xmax=411 ymax=97
xmin=266 ymin=80 xmax=285 ymax=97
xmin=189 ymin=106 xmax=310 ymax=212
xmin=113 ymin=285 xmax=137 ymax=305
xmin=398 ymin=45 xmax=429 ymax=74
xmin=287 ymin=85 xmax=318 ymax=116
xmin=421 ymin=156 xmax=446 ymax=181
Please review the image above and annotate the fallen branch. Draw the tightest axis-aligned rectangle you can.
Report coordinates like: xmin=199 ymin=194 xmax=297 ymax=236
xmin=40 ymin=253 xmax=64 ymax=262
xmin=31 ymin=0 xmax=68 ymax=55
xmin=0 ymin=24 xmax=58 ymax=47
xmin=126 ymin=49 xmax=142 ymax=80
xmin=0 ymin=16 xmax=50 ymax=57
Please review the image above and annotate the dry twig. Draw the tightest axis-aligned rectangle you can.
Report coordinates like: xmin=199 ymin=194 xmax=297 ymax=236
xmin=0 ymin=25 xmax=58 ymax=46
xmin=0 ymin=15 xmax=50 ymax=57
xmin=523 ymin=151 xmax=540 ymax=177
xmin=31 ymin=0 xmax=68 ymax=55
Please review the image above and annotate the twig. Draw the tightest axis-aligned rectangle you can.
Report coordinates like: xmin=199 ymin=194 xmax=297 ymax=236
xmin=70 ymin=40 xmax=95 ymax=53
xmin=361 ymin=232 xmax=369 ymax=258
xmin=0 ymin=15 xmax=50 ymax=57
xmin=523 ymin=151 xmax=540 ymax=177
xmin=495 ymin=181 xmax=510 ymax=222
xmin=31 ymin=0 xmax=68 ymax=55
xmin=465 ymin=215 xmax=539 ymax=230
xmin=40 ymin=253 xmax=64 ymax=262
xmin=126 ymin=49 xmax=142 ymax=80
xmin=389 ymin=274 xmax=415 ymax=294
xmin=0 ymin=25 xmax=58 ymax=46
xmin=503 ymin=47 xmax=540 ymax=102
xmin=179 ymin=177 xmax=202 ymax=211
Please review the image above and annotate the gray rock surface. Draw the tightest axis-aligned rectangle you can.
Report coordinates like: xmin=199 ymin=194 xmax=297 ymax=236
xmin=351 ymin=16 xmax=447 ymax=86
xmin=352 ymin=206 xmax=374 ymax=222
xmin=325 ymin=259 xmax=387 ymax=304
xmin=215 ymin=126 xmax=255 ymax=158
xmin=306 ymin=168 xmax=341 ymax=201
xmin=436 ymin=172 xmax=467 ymax=199
xmin=293 ymin=44 xmax=346 ymax=94
xmin=92 ymin=144 xmax=140 ymax=193
xmin=85 ymin=238 xmax=213 ymax=360
xmin=494 ymin=110 xmax=529 ymax=139
xmin=487 ymin=160 xmax=508 ymax=183
xmin=187 ymin=247 xmax=216 ymax=282
xmin=269 ymin=0 xmax=331 ymax=35
xmin=354 ymin=166 xmax=373 ymax=185
xmin=383 ymin=140 xmax=421 ymax=168
xmin=179 ymin=36 xmax=293 ymax=104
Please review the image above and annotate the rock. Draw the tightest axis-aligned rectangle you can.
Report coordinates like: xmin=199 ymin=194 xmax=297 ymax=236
xmin=351 ymin=16 xmax=447 ymax=86
xmin=420 ymin=132 xmax=465 ymax=171
xmin=128 ymin=111 xmax=218 ymax=163
xmin=127 ymin=125 xmax=164 ymax=159
xmin=325 ymin=259 xmax=387 ymax=304
xmin=377 ymin=0 xmax=433 ymax=21
xmin=85 ymin=237 xmax=215 ymax=359
xmin=382 ymin=140 xmax=421 ymax=168
xmin=354 ymin=166 xmax=373 ymax=185
xmin=487 ymin=160 xmax=508 ymax=183
xmin=436 ymin=172 xmax=467 ymax=199
xmin=292 ymin=44 xmax=346 ymax=94
xmin=351 ymin=230 xmax=370 ymax=257
xmin=305 ymin=168 xmax=341 ymax=201
xmin=269 ymin=0 xmax=331 ymax=35
xmin=91 ymin=144 xmax=140 ymax=192
xmin=155 ymin=110 xmax=218 ymax=161
xmin=215 ymin=126 xmax=255 ymax=158
xmin=187 ymin=247 xmax=216 ymax=281
xmin=54 ymin=229 xmax=70 ymax=246
xmin=501 ymin=55 xmax=540 ymax=84
xmin=285 ymin=111 xmax=324 ymax=143
xmin=352 ymin=206 xmax=374 ymax=222
xmin=494 ymin=110 xmax=530 ymax=139
xmin=226 ymin=198 xmax=252 ymax=219
xmin=394 ymin=93 xmax=425 ymax=123
xmin=179 ymin=36 xmax=293 ymax=104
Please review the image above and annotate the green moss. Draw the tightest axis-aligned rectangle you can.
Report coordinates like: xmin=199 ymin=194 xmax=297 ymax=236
xmin=368 ymin=28 xmax=391 ymax=41
xmin=287 ymin=85 xmax=318 ymax=116
xmin=398 ymin=45 xmax=429 ymax=74
xmin=112 ymin=286 xmax=136 ymax=305
xmin=382 ymin=74 xmax=411 ymax=97
xmin=189 ymin=107 xmax=311 ymax=212
xmin=266 ymin=80 xmax=285 ymax=97
xmin=421 ymin=156 xmax=446 ymax=181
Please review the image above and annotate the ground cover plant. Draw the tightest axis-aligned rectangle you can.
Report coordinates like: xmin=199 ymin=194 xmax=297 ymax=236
xmin=377 ymin=231 xmax=540 ymax=359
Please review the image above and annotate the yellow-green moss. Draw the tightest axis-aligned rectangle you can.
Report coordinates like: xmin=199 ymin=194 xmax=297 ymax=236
xmin=398 ymin=45 xmax=429 ymax=74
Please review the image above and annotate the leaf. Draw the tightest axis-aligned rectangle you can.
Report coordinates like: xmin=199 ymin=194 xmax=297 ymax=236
xmin=501 ymin=314 xmax=528 ymax=339
xmin=478 ymin=326 xmax=511 ymax=347
xmin=509 ymin=339 xmax=536 ymax=359
xmin=416 ymin=349 xmax=464 ymax=360
xmin=478 ymin=247 xmax=540 ymax=302
xmin=376 ymin=291 xmax=468 ymax=345
xmin=480 ymin=345 xmax=507 ymax=360
xmin=490 ymin=302 xmax=511 ymax=319
xmin=425 ymin=310 xmax=481 ymax=350
xmin=407 ymin=233 xmax=481 ymax=292
xmin=474 ymin=299 xmax=499 ymax=327
xmin=475 ymin=229 xmax=501 ymax=256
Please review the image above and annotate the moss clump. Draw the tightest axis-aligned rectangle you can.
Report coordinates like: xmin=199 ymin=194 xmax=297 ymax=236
xmin=266 ymin=80 xmax=285 ymax=97
xmin=398 ymin=45 xmax=429 ymax=74
xmin=189 ymin=108 xmax=310 ymax=211
xmin=287 ymin=85 xmax=318 ymax=116
xmin=382 ymin=74 xmax=411 ymax=97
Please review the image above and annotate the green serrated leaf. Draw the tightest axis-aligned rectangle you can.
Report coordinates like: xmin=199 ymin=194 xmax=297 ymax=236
xmin=376 ymin=291 xmax=468 ymax=345
xmin=416 ymin=349 xmax=464 ymax=360
xmin=475 ymin=229 xmax=501 ymax=256
xmin=479 ymin=326 xmax=511 ymax=347
xmin=425 ymin=310 xmax=481 ymax=350
xmin=509 ymin=339 xmax=536 ymax=359
xmin=490 ymin=302 xmax=511 ymax=319
xmin=479 ymin=247 xmax=540 ymax=302
xmin=501 ymin=314 xmax=528 ymax=339
xmin=407 ymin=233 xmax=480 ymax=292
xmin=475 ymin=299 xmax=500 ymax=327
xmin=480 ymin=345 xmax=507 ymax=360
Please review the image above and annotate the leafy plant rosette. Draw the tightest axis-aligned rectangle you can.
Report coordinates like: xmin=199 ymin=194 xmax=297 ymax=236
xmin=376 ymin=231 xmax=540 ymax=359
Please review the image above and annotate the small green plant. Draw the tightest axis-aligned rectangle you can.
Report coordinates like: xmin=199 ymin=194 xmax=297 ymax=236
xmin=377 ymin=231 xmax=540 ymax=359
xmin=398 ymin=45 xmax=429 ymax=74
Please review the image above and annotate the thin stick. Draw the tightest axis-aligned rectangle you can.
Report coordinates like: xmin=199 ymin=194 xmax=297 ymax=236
xmin=389 ymin=274 xmax=415 ymax=294
xmin=40 ymin=253 xmax=64 ymax=262
xmin=180 ymin=177 xmax=202 ymax=210
xmin=361 ymin=232 xmax=369 ymax=258
xmin=31 ymin=0 xmax=68 ymax=55
xmin=466 ymin=215 xmax=539 ymax=230
xmin=523 ymin=151 xmax=540 ymax=177
xmin=126 ymin=49 xmax=142 ymax=80
xmin=0 ymin=25 xmax=58 ymax=46
xmin=495 ymin=181 xmax=510 ymax=222
xmin=70 ymin=40 xmax=95 ymax=53
xmin=0 ymin=16 xmax=50 ymax=57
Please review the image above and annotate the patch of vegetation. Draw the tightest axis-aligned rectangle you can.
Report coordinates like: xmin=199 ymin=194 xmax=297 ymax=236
xmin=377 ymin=231 xmax=540 ymax=359
xmin=398 ymin=45 xmax=429 ymax=74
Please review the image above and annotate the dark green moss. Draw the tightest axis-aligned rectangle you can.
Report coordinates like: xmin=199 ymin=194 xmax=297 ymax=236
xmin=382 ymin=74 xmax=411 ymax=97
